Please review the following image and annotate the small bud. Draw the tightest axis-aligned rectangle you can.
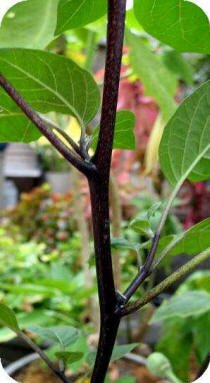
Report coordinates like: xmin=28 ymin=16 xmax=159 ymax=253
xmin=147 ymin=352 xmax=172 ymax=378
xmin=147 ymin=353 xmax=183 ymax=383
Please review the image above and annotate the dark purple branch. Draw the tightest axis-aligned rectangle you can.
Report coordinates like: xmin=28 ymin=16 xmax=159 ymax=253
xmin=89 ymin=1 xmax=127 ymax=382
xmin=123 ymin=233 xmax=160 ymax=301
xmin=93 ymin=0 xmax=126 ymax=177
xmin=0 ymin=74 xmax=94 ymax=177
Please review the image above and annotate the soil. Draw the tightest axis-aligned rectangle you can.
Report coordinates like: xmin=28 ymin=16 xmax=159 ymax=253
xmin=14 ymin=360 xmax=166 ymax=383
xmin=15 ymin=362 xmax=61 ymax=383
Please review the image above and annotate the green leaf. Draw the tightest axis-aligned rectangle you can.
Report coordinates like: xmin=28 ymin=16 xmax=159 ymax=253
xmin=0 ymin=1 xmax=23 ymax=25
xmin=193 ymin=312 xmax=210 ymax=362
xmin=111 ymin=343 xmax=138 ymax=362
xmin=126 ymin=30 xmax=177 ymax=121
xmin=157 ymin=218 xmax=210 ymax=259
xmin=152 ymin=291 xmax=210 ymax=322
xmin=29 ymin=326 xmax=79 ymax=348
xmin=116 ymin=377 xmax=136 ymax=383
xmin=55 ymin=351 xmax=83 ymax=364
xmin=0 ymin=303 xmax=20 ymax=332
xmin=0 ymin=309 xmax=56 ymax=343
xmin=130 ymin=218 xmax=153 ymax=238
xmin=179 ymin=271 xmax=210 ymax=294
xmin=91 ymin=110 xmax=136 ymax=150
xmin=147 ymin=202 xmax=162 ymax=219
xmin=86 ymin=343 xmax=138 ymax=366
xmin=85 ymin=350 xmax=96 ymax=366
xmin=126 ymin=8 xmax=143 ymax=32
xmin=156 ymin=318 xmax=192 ymax=381
xmin=56 ymin=0 xmax=107 ymax=34
xmin=163 ymin=50 xmax=194 ymax=85
xmin=0 ymin=98 xmax=41 ymax=142
xmin=159 ymin=81 xmax=210 ymax=187
xmin=0 ymin=48 xmax=100 ymax=142
xmin=0 ymin=282 xmax=57 ymax=297
xmin=0 ymin=0 xmax=59 ymax=49
xmin=111 ymin=238 xmax=142 ymax=253
xmin=134 ymin=0 xmax=210 ymax=54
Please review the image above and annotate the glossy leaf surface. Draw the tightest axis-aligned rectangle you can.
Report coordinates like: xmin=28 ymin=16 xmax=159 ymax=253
xmin=134 ymin=0 xmax=210 ymax=54
xmin=0 ymin=0 xmax=59 ymax=49
xmin=56 ymin=0 xmax=107 ymax=34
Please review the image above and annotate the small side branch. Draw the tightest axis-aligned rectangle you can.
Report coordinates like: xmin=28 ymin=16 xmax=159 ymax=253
xmin=121 ymin=248 xmax=210 ymax=316
xmin=0 ymin=74 xmax=94 ymax=177
xmin=39 ymin=115 xmax=86 ymax=160
xmin=18 ymin=331 xmax=71 ymax=383
xmin=123 ymin=233 xmax=159 ymax=302
xmin=123 ymin=183 xmax=182 ymax=302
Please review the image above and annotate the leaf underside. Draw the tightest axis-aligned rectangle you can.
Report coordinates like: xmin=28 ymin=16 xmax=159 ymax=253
xmin=157 ymin=218 xmax=210 ymax=258
xmin=0 ymin=48 xmax=100 ymax=142
xmin=152 ymin=290 xmax=210 ymax=322
xmin=159 ymin=80 xmax=210 ymax=186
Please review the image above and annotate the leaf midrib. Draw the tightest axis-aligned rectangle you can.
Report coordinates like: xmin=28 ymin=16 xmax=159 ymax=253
xmin=0 ymin=55 xmax=83 ymax=126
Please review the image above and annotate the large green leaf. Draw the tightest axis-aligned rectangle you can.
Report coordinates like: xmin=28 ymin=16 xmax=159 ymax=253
xmin=152 ymin=291 xmax=210 ymax=322
xmin=0 ymin=309 xmax=56 ymax=343
xmin=193 ymin=312 xmax=210 ymax=362
xmin=56 ymin=0 xmax=107 ymax=34
xmin=0 ymin=303 xmax=20 ymax=332
xmin=134 ymin=0 xmax=210 ymax=54
xmin=178 ymin=271 xmax=210 ymax=294
xmin=126 ymin=30 xmax=177 ymax=121
xmin=0 ymin=93 xmax=41 ymax=142
xmin=0 ymin=1 xmax=22 ymax=25
xmin=30 ymin=326 xmax=79 ymax=348
xmin=0 ymin=48 xmax=100 ymax=142
xmin=157 ymin=218 xmax=210 ymax=259
xmin=159 ymin=81 xmax=210 ymax=187
xmin=126 ymin=8 xmax=143 ymax=32
xmin=163 ymin=50 xmax=194 ymax=85
xmin=91 ymin=110 xmax=136 ymax=150
xmin=156 ymin=318 xmax=192 ymax=381
xmin=0 ymin=0 xmax=59 ymax=49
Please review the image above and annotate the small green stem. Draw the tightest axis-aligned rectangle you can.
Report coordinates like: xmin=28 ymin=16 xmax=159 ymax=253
xmin=123 ymin=181 xmax=182 ymax=301
xmin=39 ymin=115 xmax=85 ymax=159
xmin=152 ymin=232 xmax=184 ymax=269
xmin=166 ymin=370 xmax=183 ymax=383
xmin=122 ymin=247 xmax=210 ymax=316
xmin=18 ymin=331 xmax=71 ymax=383
xmin=166 ymin=371 xmax=183 ymax=383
